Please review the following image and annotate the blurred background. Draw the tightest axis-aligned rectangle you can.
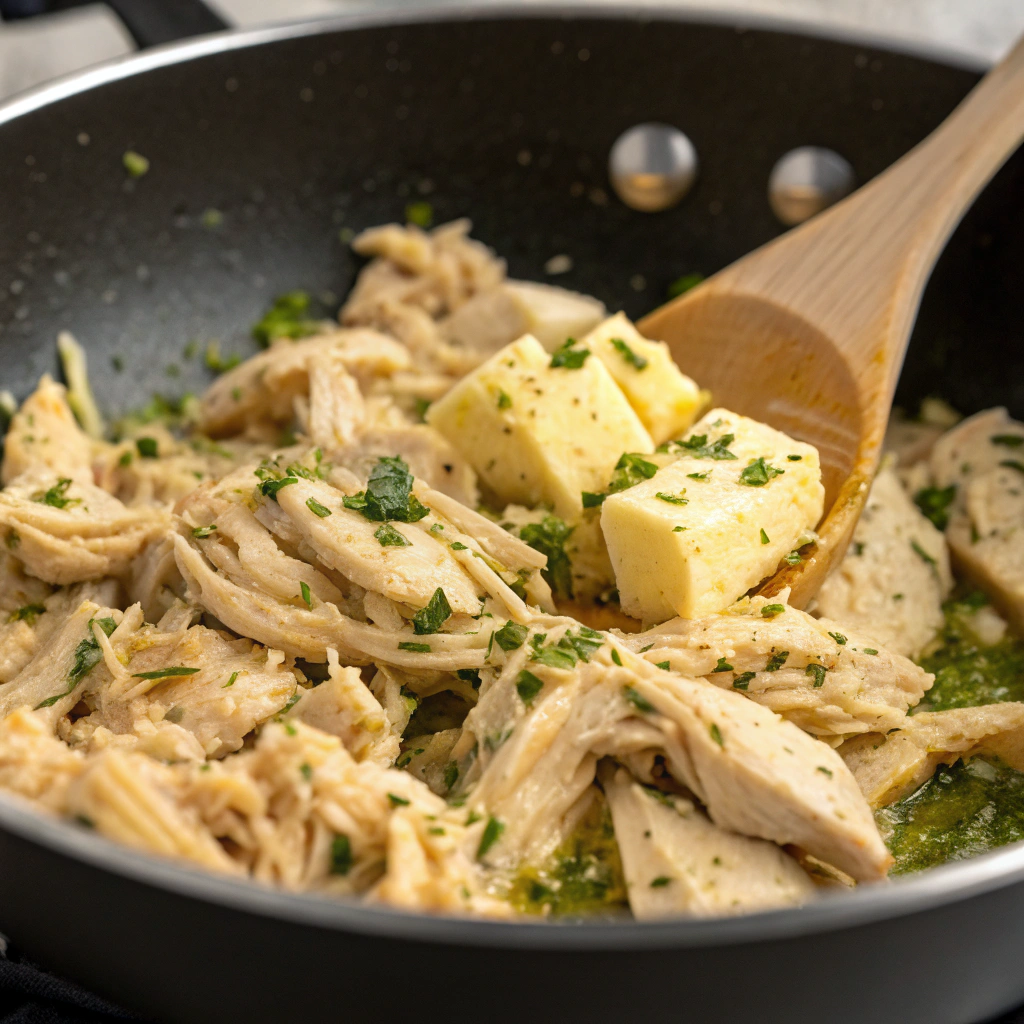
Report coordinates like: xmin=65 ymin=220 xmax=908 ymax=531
xmin=2 ymin=0 xmax=1024 ymax=104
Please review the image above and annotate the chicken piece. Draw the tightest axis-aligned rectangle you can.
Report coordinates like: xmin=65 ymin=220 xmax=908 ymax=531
xmin=0 ymin=707 xmax=86 ymax=811
xmin=814 ymin=466 xmax=952 ymax=658
xmin=928 ymin=409 xmax=1024 ymax=629
xmin=127 ymin=534 xmax=185 ymax=623
xmin=439 ymin=280 xmax=606 ymax=355
xmin=840 ymin=702 xmax=1024 ymax=808
xmin=1 ymin=375 xmax=93 ymax=485
xmin=622 ymin=594 xmax=932 ymax=740
xmin=336 ymin=426 xmax=479 ymax=508
xmin=462 ymin=627 xmax=890 ymax=881
xmin=301 ymin=348 xmax=366 ymax=448
xmin=0 ymin=469 xmax=171 ymax=585
xmin=0 ymin=598 xmax=122 ymax=726
xmin=275 ymin=477 xmax=483 ymax=615
xmin=601 ymin=764 xmax=816 ymax=919
xmin=199 ymin=330 xmax=411 ymax=438
xmin=288 ymin=649 xmax=396 ymax=765
xmin=66 ymin=748 xmax=243 ymax=873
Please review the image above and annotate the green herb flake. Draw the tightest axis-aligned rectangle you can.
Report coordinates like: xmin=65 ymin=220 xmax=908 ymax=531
xmin=672 ymin=526 xmax=687 ymax=533
xmin=913 ymin=484 xmax=957 ymax=531
xmin=494 ymin=620 xmax=529 ymax=652
xmin=531 ymin=645 xmax=577 ymax=670
xmin=516 ymin=670 xmax=545 ymax=705
xmin=118 ymin=451 xmax=132 ymax=467
xmin=306 ymin=497 xmax=332 ymax=518
xmin=760 ymin=603 xmax=785 ymax=619
xmin=863 ymin=648 xmax=879 ymax=656
xmin=35 ymin=616 xmax=117 ymax=709
xmin=549 ymin=338 xmax=591 ymax=369
xmin=609 ymin=452 xmax=659 ymax=493
xmin=784 ymin=550 xmax=803 ymax=565
xmin=805 ymin=663 xmax=827 ymax=688
xmin=387 ymin=792 xmax=411 ymax=807
xmin=649 ymin=875 xmax=672 ymax=888
xmin=477 ymin=815 xmax=505 ymax=859
xmin=661 ymin=432 xmax=737 ymax=461
xmin=252 ymin=291 xmax=319 ymax=346
xmin=300 ymin=762 xmax=313 ymax=782
xmin=709 ymin=723 xmax=724 ymax=747
xmin=765 ymin=650 xmax=789 ymax=671
xmin=405 ymin=201 xmax=433 ymax=228
xmin=330 ymin=834 xmax=353 ymax=875
xmin=817 ymin=765 xmax=833 ymax=778
xmin=443 ymin=761 xmax=460 ymax=790
xmin=911 ymin=539 xmax=938 ymax=570
xmin=739 ymin=457 xmax=784 ymax=487
xmin=711 ymin=657 xmax=733 ymax=673
xmin=828 ymin=631 xmax=847 ymax=645
xmin=760 ymin=528 xmax=770 ymax=545
xmin=519 ymin=515 xmax=575 ymax=600
xmin=687 ymin=471 xmax=709 ymax=480
xmin=33 ymin=478 xmax=79 ymax=509
xmin=667 ymin=272 xmax=704 ymax=298
xmin=131 ymin=666 xmax=200 ymax=680
xmin=786 ymin=454 xmax=803 ymax=461
xmin=8 ymin=603 xmax=45 ymax=625
xmin=581 ymin=491 xmax=607 ymax=508
xmin=300 ymin=581 xmax=312 ymax=609
xmin=122 ymin=150 xmax=149 ymax=178
xmin=259 ymin=476 xmax=297 ymax=501
xmin=374 ymin=522 xmax=410 ymax=548
xmin=450 ymin=541 xmax=468 ymax=551
xmin=412 ymin=587 xmax=452 ymax=635
xmin=992 ymin=435 xmax=1024 ymax=448
xmin=610 ymin=336 xmax=648 ymax=370
xmin=656 ymin=491 xmax=688 ymax=506
xmin=655 ymin=660 xmax=670 ymax=671
xmin=222 ymin=671 xmax=238 ymax=689
xmin=496 ymin=389 xmax=512 ymax=410
xmin=733 ymin=671 xmax=755 ymax=691
xmin=398 ymin=641 xmax=432 ymax=653
xmin=611 ymin=649 xmax=623 ymax=667
xmin=344 ymin=456 xmax=430 ymax=524
xmin=191 ymin=525 xmax=217 ymax=539
xmin=624 ymin=686 xmax=656 ymax=714
xmin=135 ymin=437 xmax=158 ymax=459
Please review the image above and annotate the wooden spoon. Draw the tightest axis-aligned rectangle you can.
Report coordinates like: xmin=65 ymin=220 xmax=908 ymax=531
xmin=639 ymin=35 xmax=1024 ymax=609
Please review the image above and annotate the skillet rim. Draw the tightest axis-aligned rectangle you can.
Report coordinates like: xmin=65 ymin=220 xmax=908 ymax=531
xmin=0 ymin=1 xmax=1016 ymax=952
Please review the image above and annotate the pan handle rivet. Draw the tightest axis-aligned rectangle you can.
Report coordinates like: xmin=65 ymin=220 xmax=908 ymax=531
xmin=608 ymin=123 xmax=698 ymax=212
xmin=768 ymin=146 xmax=854 ymax=225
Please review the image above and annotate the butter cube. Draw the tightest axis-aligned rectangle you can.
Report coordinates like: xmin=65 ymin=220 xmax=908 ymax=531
xmin=601 ymin=408 xmax=824 ymax=622
xmin=583 ymin=313 xmax=707 ymax=445
xmin=427 ymin=334 xmax=653 ymax=518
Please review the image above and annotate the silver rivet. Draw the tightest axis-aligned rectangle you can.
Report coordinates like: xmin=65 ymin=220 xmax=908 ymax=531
xmin=768 ymin=147 xmax=854 ymax=226
xmin=609 ymin=123 xmax=698 ymax=213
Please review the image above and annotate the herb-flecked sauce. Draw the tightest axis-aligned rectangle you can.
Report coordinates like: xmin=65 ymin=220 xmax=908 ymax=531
xmin=881 ymin=594 xmax=1024 ymax=872
xmin=507 ymin=795 xmax=628 ymax=916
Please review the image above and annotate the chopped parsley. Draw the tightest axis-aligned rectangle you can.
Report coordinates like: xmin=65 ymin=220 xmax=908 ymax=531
xmin=991 ymin=435 xmax=1024 ymax=448
xmin=610 ymin=336 xmax=648 ymax=370
xmin=252 ymin=291 xmax=319 ymax=346
xmin=456 ymin=668 xmax=482 ymax=689
xmin=655 ymin=660 xmax=670 ymax=671
xmin=342 ymin=456 xmax=430 ymax=524
xmin=405 ymin=201 xmax=433 ymax=228
xmin=412 ymin=587 xmax=452 ymax=635
xmin=387 ymin=793 xmax=411 ymax=807
xmin=817 ymin=766 xmax=833 ymax=778
xmin=863 ymin=648 xmax=879 ymax=656
xmin=516 ymin=670 xmax=545 ymax=705
xmin=784 ymin=550 xmax=803 ymax=565
xmin=549 ymin=338 xmax=591 ymax=369
xmin=477 ymin=816 xmax=505 ymax=859
xmin=191 ymin=525 xmax=217 ymax=538
xmin=760 ymin=603 xmax=785 ymax=618
xmin=739 ymin=457 xmax=784 ymax=487
xmin=496 ymin=389 xmax=512 ymax=410
xmin=35 ymin=616 xmax=117 ymax=709
xmin=765 ymin=650 xmax=789 ymax=671
xmin=709 ymin=723 xmax=724 ymax=747
xmin=786 ymin=454 xmax=803 ymax=461
xmin=398 ymin=641 xmax=431 ymax=653
xmin=494 ymin=620 xmax=529 ymax=651
xmin=8 ymin=604 xmax=45 ymax=625
xmin=911 ymin=539 xmax=938 ymax=571
xmin=733 ymin=671 xmax=755 ymax=690
xmin=687 ymin=471 xmax=709 ymax=480
xmin=259 ymin=476 xmax=297 ymax=501
xmin=805 ymin=663 xmax=827 ymax=688
xmin=443 ymin=762 xmax=460 ymax=790
xmin=611 ymin=649 xmax=623 ymax=666
xmin=306 ymin=497 xmax=332 ymax=518
xmin=300 ymin=762 xmax=313 ymax=781
xmin=122 ymin=150 xmax=149 ymax=178
xmin=913 ymin=484 xmax=957 ymax=531
xmin=656 ymin=491 xmax=688 ymax=505
xmin=659 ymin=432 xmax=736 ymax=461
xmin=581 ymin=491 xmax=607 ymax=508
xmin=667 ymin=272 xmax=704 ymax=298
xmin=519 ymin=515 xmax=575 ymax=600
xmin=135 ymin=437 xmax=158 ymax=459
xmin=609 ymin=452 xmax=659 ymax=492
xmin=33 ymin=478 xmax=78 ymax=509
xmin=223 ymin=671 xmax=238 ymax=689
xmin=711 ymin=657 xmax=733 ymax=673
xmin=624 ymin=686 xmax=656 ymax=714
xmin=649 ymin=876 xmax=672 ymax=888
xmin=203 ymin=341 xmax=241 ymax=374
xmin=374 ymin=522 xmax=410 ymax=547
xmin=300 ymin=581 xmax=312 ymax=608
xmin=531 ymin=645 xmax=577 ymax=670
xmin=1000 ymin=459 xmax=1024 ymax=475
xmin=450 ymin=541 xmax=468 ymax=551
xmin=828 ymin=631 xmax=847 ymax=645
xmin=131 ymin=666 xmax=200 ymax=680
xmin=330 ymin=834 xmax=353 ymax=875
xmin=760 ymin=528 xmax=770 ymax=545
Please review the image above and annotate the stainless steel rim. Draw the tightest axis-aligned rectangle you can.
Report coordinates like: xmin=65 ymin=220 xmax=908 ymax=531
xmin=0 ymin=2 xmax=1009 ymax=951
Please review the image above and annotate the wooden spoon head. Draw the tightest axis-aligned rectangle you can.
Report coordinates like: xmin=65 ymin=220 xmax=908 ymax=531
xmin=639 ymin=287 xmax=879 ymax=607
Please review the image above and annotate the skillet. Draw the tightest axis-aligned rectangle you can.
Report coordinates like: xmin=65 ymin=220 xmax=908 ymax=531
xmin=0 ymin=5 xmax=1023 ymax=1022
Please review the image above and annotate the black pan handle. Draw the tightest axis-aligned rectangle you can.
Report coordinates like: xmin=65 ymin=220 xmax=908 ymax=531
xmin=0 ymin=0 xmax=229 ymax=49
